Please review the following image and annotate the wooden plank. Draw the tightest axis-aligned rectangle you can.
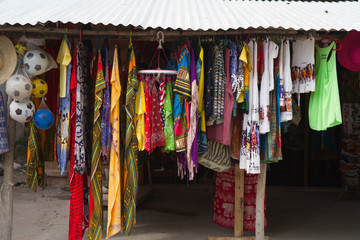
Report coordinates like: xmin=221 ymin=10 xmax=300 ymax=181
xmin=1 ymin=98 xmax=16 ymax=240
xmin=209 ymin=236 xmax=269 ymax=240
xmin=234 ymin=165 xmax=245 ymax=237
xmin=256 ymin=164 xmax=267 ymax=240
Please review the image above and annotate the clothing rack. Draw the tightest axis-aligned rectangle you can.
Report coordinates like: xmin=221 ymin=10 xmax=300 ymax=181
xmin=209 ymin=164 xmax=268 ymax=240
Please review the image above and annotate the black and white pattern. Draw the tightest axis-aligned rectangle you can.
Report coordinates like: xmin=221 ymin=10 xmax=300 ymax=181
xmin=74 ymin=42 xmax=91 ymax=175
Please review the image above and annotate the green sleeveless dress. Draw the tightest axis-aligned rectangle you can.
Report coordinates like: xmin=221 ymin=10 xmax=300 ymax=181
xmin=309 ymin=41 xmax=342 ymax=131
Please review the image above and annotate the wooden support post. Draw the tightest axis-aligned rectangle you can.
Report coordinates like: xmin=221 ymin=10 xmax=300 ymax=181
xmin=234 ymin=165 xmax=244 ymax=237
xmin=1 ymin=98 xmax=16 ymax=240
xmin=255 ymin=164 xmax=267 ymax=240
xmin=304 ymin=93 xmax=310 ymax=187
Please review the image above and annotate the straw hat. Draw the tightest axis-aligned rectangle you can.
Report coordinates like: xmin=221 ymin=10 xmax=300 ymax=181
xmin=338 ymin=31 xmax=360 ymax=72
xmin=0 ymin=35 xmax=17 ymax=84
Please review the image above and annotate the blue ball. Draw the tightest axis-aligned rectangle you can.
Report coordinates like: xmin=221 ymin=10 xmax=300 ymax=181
xmin=33 ymin=109 xmax=54 ymax=130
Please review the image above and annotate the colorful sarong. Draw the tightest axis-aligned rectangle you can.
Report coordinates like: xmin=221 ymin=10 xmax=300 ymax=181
xmin=88 ymin=49 xmax=105 ymax=240
xmin=123 ymin=39 xmax=139 ymax=235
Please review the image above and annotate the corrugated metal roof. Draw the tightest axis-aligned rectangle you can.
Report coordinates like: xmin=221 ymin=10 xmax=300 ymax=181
xmin=0 ymin=0 xmax=359 ymax=31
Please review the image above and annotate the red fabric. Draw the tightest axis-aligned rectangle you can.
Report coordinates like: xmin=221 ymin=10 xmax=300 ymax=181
xmin=69 ymin=46 xmax=85 ymax=240
xmin=45 ymin=44 xmax=60 ymax=115
xmin=244 ymin=173 xmax=267 ymax=231
xmin=214 ymin=167 xmax=235 ymax=228
xmin=257 ymin=39 xmax=264 ymax=82
xmin=150 ymin=78 xmax=166 ymax=150
xmin=144 ymin=76 xmax=151 ymax=153
xmin=213 ymin=168 xmax=267 ymax=231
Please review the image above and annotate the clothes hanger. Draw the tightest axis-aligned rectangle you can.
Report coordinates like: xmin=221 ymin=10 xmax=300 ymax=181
xmin=316 ymin=31 xmax=342 ymax=51
xmin=246 ymin=29 xmax=251 ymax=44
xmin=138 ymin=31 xmax=177 ymax=76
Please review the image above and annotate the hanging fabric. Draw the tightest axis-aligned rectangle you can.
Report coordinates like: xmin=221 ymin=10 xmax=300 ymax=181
xmin=174 ymin=46 xmax=190 ymax=153
xmin=239 ymin=40 xmax=260 ymax=174
xmin=280 ymin=40 xmax=293 ymax=122
xmin=309 ymin=41 xmax=342 ymax=131
xmin=229 ymin=41 xmax=240 ymax=115
xmin=291 ymin=37 xmax=315 ymax=94
xmin=0 ymin=92 xmax=9 ymax=154
xmin=135 ymin=76 xmax=146 ymax=151
xmin=57 ymin=39 xmax=72 ymax=175
xmin=74 ymin=42 xmax=90 ymax=175
xmin=238 ymin=42 xmax=250 ymax=113
xmin=278 ymin=41 xmax=285 ymax=109
xmin=144 ymin=76 xmax=151 ymax=153
xmin=26 ymin=120 xmax=43 ymax=191
xmin=107 ymin=45 xmax=122 ymax=238
xmin=101 ymin=41 xmax=111 ymax=163
xmin=259 ymin=38 xmax=270 ymax=134
xmin=186 ymin=47 xmax=199 ymax=180
xmin=123 ymin=38 xmax=139 ymax=235
xmin=197 ymin=46 xmax=208 ymax=154
xmin=150 ymin=76 xmax=166 ymax=150
xmin=211 ymin=41 xmax=226 ymax=124
xmin=88 ymin=48 xmax=106 ymax=240
xmin=204 ymin=43 xmax=214 ymax=121
xmin=159 ymin=77 xmax=166 ymax=127
xmin=263 ymin=54 xmax=283 ymax=163
xmin=207 ymin=47 xmax=234 ymax=146
xmin=69 ymin=44 xmax=87 ymax=240
xmin=164 ymin=77 xmax=175 ymax=152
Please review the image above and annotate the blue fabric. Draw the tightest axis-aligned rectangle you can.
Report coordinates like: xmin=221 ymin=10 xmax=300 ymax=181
xmin=0 ymin=92 xmax=9 ymax=154
xmin=57 ymin=40 xmax=72 ymax=175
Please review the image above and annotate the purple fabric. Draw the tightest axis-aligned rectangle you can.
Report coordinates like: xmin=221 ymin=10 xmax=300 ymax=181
xmin=101 ymin=41 xmax=111 ymax=163
xmin=189 ymin=48 xmax=198 ymax=171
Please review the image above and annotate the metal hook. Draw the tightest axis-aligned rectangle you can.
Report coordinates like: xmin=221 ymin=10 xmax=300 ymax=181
xmin=157 ymin=31 xmax=164 ymax=49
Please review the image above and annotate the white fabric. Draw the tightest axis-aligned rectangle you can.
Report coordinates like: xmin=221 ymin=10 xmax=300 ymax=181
xmin=268 ymin=41 xmax=279 ymax=91
xmin=240 ymin=40 xmax=260 ymax=174
xmin=281 ymin=40 xmax=293 ymax=122
xmin=259 ymin=39 xmax=270 ymax=134
xmin=291 ymin=37 xmax=315 ymax=93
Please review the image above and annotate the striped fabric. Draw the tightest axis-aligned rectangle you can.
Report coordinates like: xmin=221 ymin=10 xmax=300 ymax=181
xmin=213 ymin=42 xmax=226 ymax=122
xmin=107 ymin=45 xmax=122 ymax=238
xmin=26 ymin=120 xmax=43 ymax=191
xmin=88 ymin=49 xmax=106 ymax=240
xmin=123 ymin=39 xmax=139 ymax=235
xmin=263 ymin=57 xmax=283 ymax=163
xmin=174 ymin=46 xmax=191 ymax=101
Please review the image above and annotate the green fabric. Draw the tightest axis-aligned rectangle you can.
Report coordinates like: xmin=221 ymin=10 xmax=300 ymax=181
xmin=309 ymin=42 xmax=342 ymax=131
xmin=164 ymin=81 xmax=175 ymax=152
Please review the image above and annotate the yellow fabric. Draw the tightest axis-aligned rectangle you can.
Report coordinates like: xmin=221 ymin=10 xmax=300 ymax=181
xmin=238 ymin=42 xmax=251 ymax=103
xmin=106 ymin=46 xmax=122 ymax=239
xmin=56 ymin=39 xmax=71 ymax=98
xmin=135 ymin=80 xmax=146 ymax=151
xmin=197 ymin=48 xmax=205 ymax=114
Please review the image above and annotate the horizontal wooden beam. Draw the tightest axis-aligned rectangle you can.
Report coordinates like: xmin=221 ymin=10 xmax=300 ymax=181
xmin=0 ymin=26 xmax=300 ymax=40
xmin=209 ymin=236 xmax=269 ymax=240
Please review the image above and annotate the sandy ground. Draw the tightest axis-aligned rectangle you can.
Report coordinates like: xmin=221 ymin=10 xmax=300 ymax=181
xmin=1 ymin=170 xmax=360 ymax=240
